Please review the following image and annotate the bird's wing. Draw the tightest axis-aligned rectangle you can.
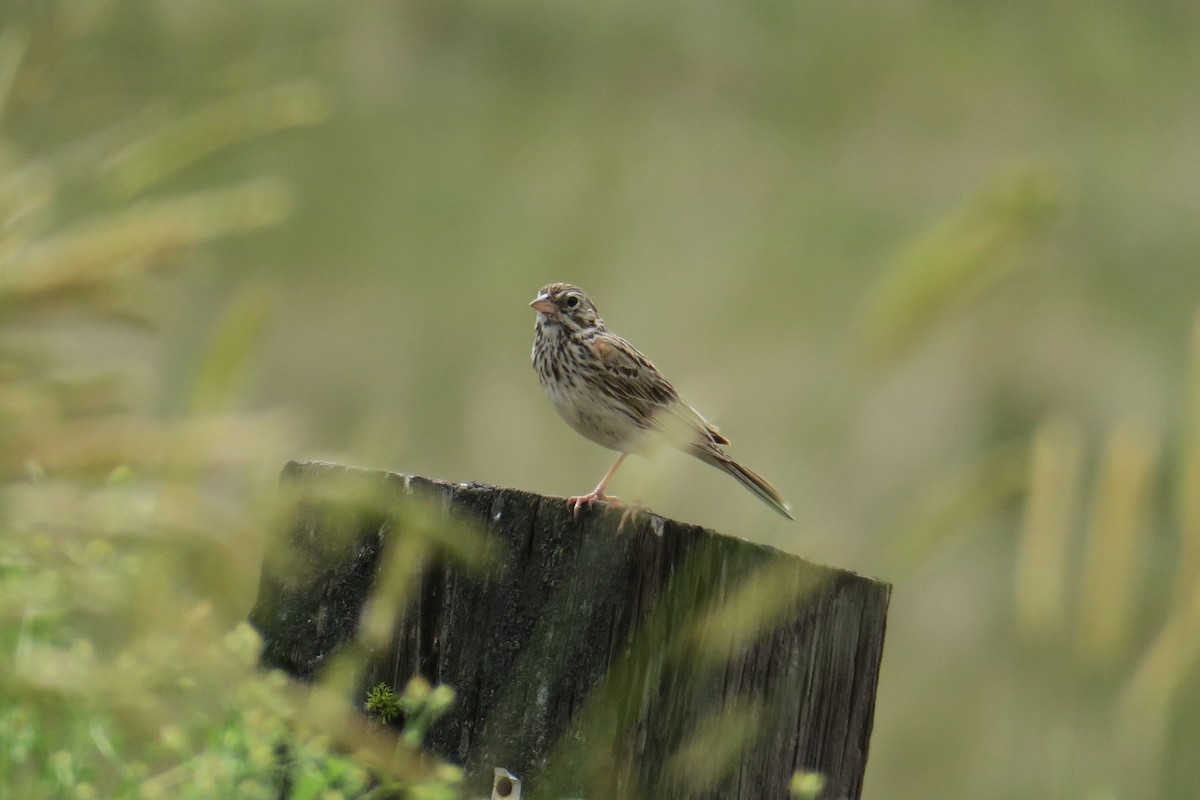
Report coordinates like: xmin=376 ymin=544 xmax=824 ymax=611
xmin=590 ymin=332 xmax=728 ymax=450
xmin=589 ymin=332 xmax=677 ymax=415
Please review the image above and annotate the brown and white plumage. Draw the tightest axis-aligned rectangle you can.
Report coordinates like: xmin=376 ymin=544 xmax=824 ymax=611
xmin=530 ymin=282 xmax=793 ymax=521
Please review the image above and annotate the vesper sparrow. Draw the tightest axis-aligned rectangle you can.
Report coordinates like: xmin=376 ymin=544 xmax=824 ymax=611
xmin=530 ymin=282 xmax=793 ymax=522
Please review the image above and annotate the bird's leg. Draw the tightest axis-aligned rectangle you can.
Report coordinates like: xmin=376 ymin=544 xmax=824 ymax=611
xmin=568 ymin=453 xmax=628 ymax=519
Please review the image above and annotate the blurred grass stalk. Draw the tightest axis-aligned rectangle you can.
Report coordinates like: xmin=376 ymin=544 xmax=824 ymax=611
xmin=1074 ymin=419 xmax=1159 ymax=664
xmin=0 ymin=28 xmax=27 ymax=127
xmin=663 ymin=700 xmax=764 ymax=794
xmin=686 ymin=558 xmax=824 ymax=661
xmin=856 ymin=167 xmax=1061 ymax=366
xmin=1173 ymin=309 xmax=1200 ymax=608
xmin=533 ymin=553 xmax=825 ymax=798
xmin=259 ymin=469 xmax=489 ymax=792
xmin=1115 ymin=307 xmax=1200 ymax=797
xmin=1011 ymin=308 xmax=1200 ymax=797
xmin=0 ymin=178 xmax=291 ymax=303
xmin=1014 ymin=418 xmax=1082 ymax=641
xmin=1118 ymin=580 xmax=1200 ymax=799
xmin=100 ymin=81 xmax=334 ymax=199
xmin=1015 ymin=414 xmax=1159 ymax=666
xmin=0 ymin=14 xmax=467 ymax=795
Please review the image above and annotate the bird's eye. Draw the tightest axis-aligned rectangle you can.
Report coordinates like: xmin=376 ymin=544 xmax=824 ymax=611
xmin=565 ymin=295 xmax=580 ymax=309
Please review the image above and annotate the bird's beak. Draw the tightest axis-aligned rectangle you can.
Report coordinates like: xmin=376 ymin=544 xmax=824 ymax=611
xmin=530 ymin=295 xmax=555 ymax=314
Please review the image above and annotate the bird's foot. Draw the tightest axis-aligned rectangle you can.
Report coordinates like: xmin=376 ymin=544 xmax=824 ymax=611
xmin=567 ymin=491 xmax=650 ymax=533
xmin=567 ymin=489 xmax=623 ymax=520
xmin=615 ymin=500 xmax=650 ymax=535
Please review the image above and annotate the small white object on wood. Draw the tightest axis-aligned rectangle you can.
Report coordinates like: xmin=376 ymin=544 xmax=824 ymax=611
xmin=491 ymin=767 xmax=521 ymax=799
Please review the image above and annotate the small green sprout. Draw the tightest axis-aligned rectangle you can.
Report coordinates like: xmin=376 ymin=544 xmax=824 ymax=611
xmin=364 ymin=678 xmax=457 ymax=747
xmin=364 ymin=683 xmax=401 ymax=725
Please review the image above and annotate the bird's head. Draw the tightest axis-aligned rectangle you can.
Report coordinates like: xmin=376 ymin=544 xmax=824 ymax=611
xmin=530 ymin=283 xmax=604 ymax=332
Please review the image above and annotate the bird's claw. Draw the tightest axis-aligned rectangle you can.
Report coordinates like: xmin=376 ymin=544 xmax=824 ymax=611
xmin=567 ymin=490 xmax=623 ymax=520
xmin=615 ymin=500 xmax=649 ymax=534
xmin=566 ymin=491 xmax=648 ymax=533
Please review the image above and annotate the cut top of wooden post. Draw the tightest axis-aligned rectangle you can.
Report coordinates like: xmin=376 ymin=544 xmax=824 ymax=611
xmin=250 ymin=460 xmax=891 ymax=800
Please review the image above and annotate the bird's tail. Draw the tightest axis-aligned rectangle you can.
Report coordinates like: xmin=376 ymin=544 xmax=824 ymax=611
xmin=694 ymin=449 xmax=794 ymax=520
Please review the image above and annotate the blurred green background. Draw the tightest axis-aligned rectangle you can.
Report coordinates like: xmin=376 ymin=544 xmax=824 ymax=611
xmin=3 ymin=0 xmax=1200 ymax=797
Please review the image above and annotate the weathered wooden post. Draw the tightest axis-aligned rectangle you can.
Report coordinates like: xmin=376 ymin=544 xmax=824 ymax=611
xmin=249 ymin=460 xmax=890 ymax=800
